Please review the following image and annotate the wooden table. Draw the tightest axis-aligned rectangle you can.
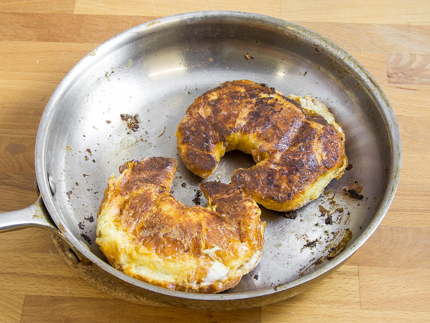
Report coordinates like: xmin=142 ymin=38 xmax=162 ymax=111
xmin=1 ymin=1 xmax=429 ymax=322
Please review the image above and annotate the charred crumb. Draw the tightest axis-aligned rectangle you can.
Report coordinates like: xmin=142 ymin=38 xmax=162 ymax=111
xmin=303 ymin=239 xmax=318 ymax=249
xmin=346 ymin=163 xmax=353 ymax=170
xmin=253 ymin=275 xmax=259 ymax=280
xmin=84 ymin=216 xmax=94 ymax=223
xmin=327 ymin=247 xmax=337 ymax=260
xmin=75 ymin=182 xmax=79 ymax=186
xmin=343 ymin=184 xmax=364 ymax=200
xmin=319 ymin=205 xmax=329 ymax=216
xmin=83 ymin=174 xmax=90 ymax=177
xmin=92 ymin=159 xmax=96 ymax=163
xmin=325 ymin=216 xmax=333 ymax=225
xmin=84 ymin=156 xmax=89 ymax=161
xmin=120 ymin=113 xmax=140 ymax=132
xmin=78 ymin=222 xmax=85 ymax=230
xmin=81 ymin=233 xmax=92 ymax=245
xmin=181 ymin=182 xmax=187 ymax=187
xmin=66 ymin=191 xmax=72 ymax=199
xmin=244 ymin=53 xmax=254 ymax=60
xmin=303 ymin=71 xmax=308 ymax=76
xmin=86 ymin=148 xmax=92 ymax=155
xmin=192 ymin=189 xmax=203 ymax=205
xmin=285 ymin=211 xmax=297 ymax=219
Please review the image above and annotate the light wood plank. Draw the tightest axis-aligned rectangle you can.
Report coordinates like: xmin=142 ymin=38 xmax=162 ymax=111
xmin=347 ymin=226 xmax=430 ymax=268
xmin=0 ymin=293 xmax=24 ymax=323
xmin=359 ymin=266 xmax=430 ymax=312
xmin=387 ymin=53 xmax=430 ymax=85
xmin=385 ymin=84 xmax=430 ymax=117
xmin=0 ymin=41 xmax=97 ymax=73
xmin=262 ymin=305 xmax=430 ymax=323
xmin=74 ymin=0 xmax=282 ymax=18
xmin=0 ymin=103 xmax=42 ymax=138
xmin=0 ymin=270 xmax=109 ymax=298
xmin=0 ymin=173 xmax=37 ymax=212
xmin=0 ymin=137 xmax=35 ymax=174
xmin=0 ymin=13 xmax=154 ymax=43
xmin=0 ymin=0 xmax=74 ymax=14
xmin=20 ymin=295 xmax=261 ymax=323
xmin=272 ymin=266 xmax=360 ymax=309
xmin=291 ymin=23 xmax=430 ymax=55
xmin=0 ymin=229 xmax=55 ymax=253
xmin=281 ymin=0 xmax=430 ymax=25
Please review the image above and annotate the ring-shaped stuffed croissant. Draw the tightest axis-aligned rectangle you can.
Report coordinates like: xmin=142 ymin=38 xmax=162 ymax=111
xmin=176 ymin=80 xmax=348 ymax=212
xmin=96 ymin=157 xmax=265 ymax=293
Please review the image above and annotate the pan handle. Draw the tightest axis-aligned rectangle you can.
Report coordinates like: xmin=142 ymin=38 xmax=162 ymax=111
xmin=0 ymin=196 xmax=59 ymax=234
xmin=0 ymin=196 xmax=90 ymax=264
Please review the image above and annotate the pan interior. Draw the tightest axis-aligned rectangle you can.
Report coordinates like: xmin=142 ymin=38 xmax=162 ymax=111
xmin=38 ymin=14 xmax=394 ymax=294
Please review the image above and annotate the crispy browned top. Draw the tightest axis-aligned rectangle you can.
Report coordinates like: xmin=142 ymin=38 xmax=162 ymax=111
xmin=176 ymin=80 xmax=347 ymax=210
xmin=111 ymin=157 xmax=263 ymax=263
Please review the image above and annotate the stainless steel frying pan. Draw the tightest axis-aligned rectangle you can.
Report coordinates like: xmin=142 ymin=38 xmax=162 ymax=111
xmin=0 ymin=11 xmax=401 ymax=310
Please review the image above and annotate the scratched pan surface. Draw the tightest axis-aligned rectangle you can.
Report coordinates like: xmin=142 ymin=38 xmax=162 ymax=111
xmin=35 ymin=11 xmax=401 ymax=308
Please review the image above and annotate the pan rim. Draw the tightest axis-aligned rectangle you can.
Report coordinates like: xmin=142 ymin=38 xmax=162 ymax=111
xmin=34 ymin=10 xmax=402 ymax=303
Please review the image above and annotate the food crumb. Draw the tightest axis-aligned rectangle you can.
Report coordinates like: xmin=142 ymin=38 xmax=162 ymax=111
xmin=85 ymin=216 xmax=94 ymax=223
xmin=120 ymin=113 xmax=140 ymax=132
xmin=343 ymin=181 xmax=364 ymax=200
xmin=285 ymin=211 xmax=297 ymax=219
xmin=192 ymin=190 xmax=203 ymax=205
xmin=81 ymin=233 xmax=92 ymax=245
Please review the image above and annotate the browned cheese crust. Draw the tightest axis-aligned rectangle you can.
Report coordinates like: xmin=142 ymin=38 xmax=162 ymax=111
xmin=176 ymin=80 xmax=348 ymax=212
xmin=96 ymin=157 xmax=265 ymax=293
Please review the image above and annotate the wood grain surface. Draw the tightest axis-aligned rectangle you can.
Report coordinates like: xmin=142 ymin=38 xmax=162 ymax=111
xmin=1 ymin=1 xmax=429 ymax=322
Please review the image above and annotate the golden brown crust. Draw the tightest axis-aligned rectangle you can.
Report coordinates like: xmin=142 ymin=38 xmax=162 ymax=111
xmin=96 ymin=157 xmax=265 ymax=293
xmin=176 ymin=80 xmax=348 ymax=211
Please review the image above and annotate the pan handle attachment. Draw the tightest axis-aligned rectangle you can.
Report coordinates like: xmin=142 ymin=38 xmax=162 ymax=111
xmin=0 ymin=196 xmax=90 ymax=264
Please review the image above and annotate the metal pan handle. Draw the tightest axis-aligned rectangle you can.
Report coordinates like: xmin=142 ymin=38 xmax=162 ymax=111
xmin=0 ymin=196 xmax=58 ymax=234
xmin=0 ymin=196 xmax=89 ymax=264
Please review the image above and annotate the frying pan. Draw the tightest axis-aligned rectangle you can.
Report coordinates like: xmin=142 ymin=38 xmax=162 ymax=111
xmin=0 ymin=11 xmax=401 ymax=310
